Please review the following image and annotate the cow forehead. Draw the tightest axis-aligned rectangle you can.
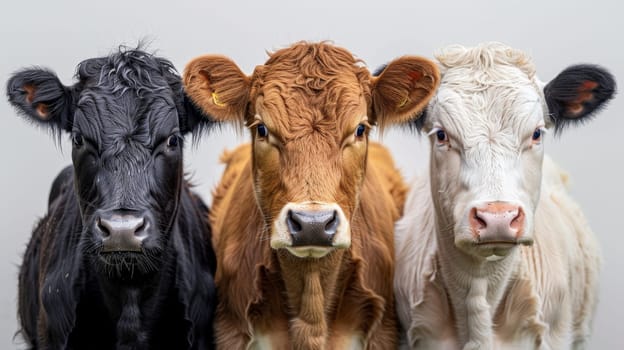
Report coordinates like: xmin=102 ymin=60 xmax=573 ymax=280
xmin=431 ymin=82 xmax=544 ymax=142
xmin=74 ymin=90 xmax=178 ymax=147
xmin=253 ymin=71 xmax=367 ymax=142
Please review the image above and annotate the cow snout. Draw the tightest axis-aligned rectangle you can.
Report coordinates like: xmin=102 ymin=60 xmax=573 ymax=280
xmin=272 ymin=202 xmax=351 ymax=258
xmin=286 ymin=209 xmax=338 ymax=247
xmin=95 ymin=211 xmax=149 ymax=252
xmin=469 ymin=201 xmax=526 ymax=244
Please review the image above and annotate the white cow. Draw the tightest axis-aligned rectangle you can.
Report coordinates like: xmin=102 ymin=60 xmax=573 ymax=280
xmin=394 ymin=43 xmax=615 ymax=349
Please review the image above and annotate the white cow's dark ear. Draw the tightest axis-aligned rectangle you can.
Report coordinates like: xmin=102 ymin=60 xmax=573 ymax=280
xmin=6 ymin=68 xmax=74 ymax=133
xmin=544 ymin=64 xmax=616 ymax=133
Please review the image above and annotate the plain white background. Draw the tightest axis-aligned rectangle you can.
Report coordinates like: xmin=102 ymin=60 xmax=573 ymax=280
xmin=1 ymin=0 xmax=621 ymax=348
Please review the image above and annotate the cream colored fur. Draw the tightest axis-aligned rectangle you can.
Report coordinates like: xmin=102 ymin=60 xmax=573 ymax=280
xmin=394 ymin=43 xmax=601 ymax=349
xmin=396 ymin=157 xmax=601 ymax=349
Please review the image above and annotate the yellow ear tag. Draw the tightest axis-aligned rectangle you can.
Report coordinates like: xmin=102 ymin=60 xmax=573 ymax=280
xmin=398 ymin=95 xmax=409 ymax=108
xmin=212 ymin=92 xmax=226 ymax=107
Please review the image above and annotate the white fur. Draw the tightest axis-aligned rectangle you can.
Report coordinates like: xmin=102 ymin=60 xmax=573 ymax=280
xmin=395 ymin=43 xmax=601 ymax=349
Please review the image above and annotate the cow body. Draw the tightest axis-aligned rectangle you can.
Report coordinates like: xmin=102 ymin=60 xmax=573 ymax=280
xmin=183 ymin=42 xmax=440 ymax=349
xmin=8 ymin=49 xmax=216 ymax=349
xmin=394 ymin=43 xmax=615 ymax=349
xmin=211 ymin=142 xmax=405 ymax=349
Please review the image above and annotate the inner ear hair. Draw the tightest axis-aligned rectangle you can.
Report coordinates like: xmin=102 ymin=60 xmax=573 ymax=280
xmin=183 ymin=55 xmax=250 ymax=123
xmin=372 ymin=56 xmax=440 ymax=130
xmin=546 ymin=64 xmax=616 ymax=118
xmin=544 ymin=64 xmax=616 ymax=133
xmin=22 ymin=84 xmax=51 ymax=119
xmin=7 ymin=68 xmax=73 ymax=132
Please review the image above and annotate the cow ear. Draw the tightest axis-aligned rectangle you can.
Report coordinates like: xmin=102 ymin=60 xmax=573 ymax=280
xmin=155 ymin=57 xmax=216 ymax=136
xmin=183 ymin=55 xmax=250 ymax=124
xmin=6 ymin=69 xmax=73 ymax=132
xmin=544 ymin=64 xmax=616 ymax=133
xmin=180 ymin=93 xmax=216 ymax=136
xmin=371 ymin=56 xmax=440 ymax=129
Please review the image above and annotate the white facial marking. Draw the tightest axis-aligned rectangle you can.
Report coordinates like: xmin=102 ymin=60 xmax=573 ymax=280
xmin=271 ymin=201 xmax=350 ymax=256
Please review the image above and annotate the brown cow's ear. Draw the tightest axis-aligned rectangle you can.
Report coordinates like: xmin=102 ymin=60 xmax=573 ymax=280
xmin=371 ymin=56 xmax=440 ymax=129
xmin=183 ymin=55 xmax=250 ymax=122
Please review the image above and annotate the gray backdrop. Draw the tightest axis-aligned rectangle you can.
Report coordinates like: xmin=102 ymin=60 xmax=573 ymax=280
xmin=1 ymin=0 xmax=621 ymax=348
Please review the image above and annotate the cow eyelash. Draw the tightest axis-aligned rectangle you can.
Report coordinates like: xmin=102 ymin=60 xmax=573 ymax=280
xmin=428 ymin=127 xmax=449 ymax=144
xmin=72 ymin=132 xmax=84 ymax=148
xmin=248 ymin=120 xmax=270 ymax=139
xmin=354 ymin=122 xmax=371 ymax=139
xmin=257 ymin=124 xmax=269 ymax=138
xmin=166 ymin=135 xmax=180 ymax=148
xmin=531 ymin=127 xmax=546 ymax=144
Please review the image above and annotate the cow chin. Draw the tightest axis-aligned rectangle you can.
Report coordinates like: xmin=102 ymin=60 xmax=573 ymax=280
xmin=270 ymin=201 xmax=351 ymax=259
xmin=455 ymin=235 xmax=521 ymax=261
xmin=95 ymin=250 xmax=162 ymax=280
xmin=91 ymin=232 xmax=163 ymax=279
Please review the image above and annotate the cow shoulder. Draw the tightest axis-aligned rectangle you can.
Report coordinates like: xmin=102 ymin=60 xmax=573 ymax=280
xmin=47 ymin=165 xmax=73 ymax=208
xmin=393 ymin=174 xmax=453 ymax=345
xmin=350 ymin=143 xmax=404 ymax=297
xmin=34 ymin=182 xmax=85 ymax=347
xmin=530 ymin=156 xmax=601 ymax=329
xmin=211 ymin=145 xmax=268 ymax=322
xmin=210 ymin=143 xmax=252 ymax=247
xmin=368 ymin=142 xmax=408 ymax=217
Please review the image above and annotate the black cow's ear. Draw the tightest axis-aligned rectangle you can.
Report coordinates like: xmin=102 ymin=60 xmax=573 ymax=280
xmin=155 ymin=56 xmax=215 ymax=137
xmin=6 ymin=68 xmax=73 ymax=132
xmin=544 ymin=64 xmax=616 ymax=133
xmin=180 ymin=92 xmax=215 ymax=136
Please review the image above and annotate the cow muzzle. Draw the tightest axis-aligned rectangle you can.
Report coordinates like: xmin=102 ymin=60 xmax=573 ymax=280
xmin=457 ymin=201 xmax=533 ymax=260
xmin=272 ymin=202 xmax=350 ymax=258
xmin=94 ymin=210 xmax=150 ymax=252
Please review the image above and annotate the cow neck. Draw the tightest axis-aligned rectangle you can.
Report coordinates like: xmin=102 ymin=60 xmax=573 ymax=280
xmin=276 ymin=249 xmax=345 ymax=350
xmin=433 ymin=215 xmax=522 ymax=347
xmin=95 ymin=226 xmax=180 ymax=348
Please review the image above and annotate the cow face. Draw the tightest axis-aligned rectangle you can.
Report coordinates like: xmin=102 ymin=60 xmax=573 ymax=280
xmin=185 ymin=42 xmax=439 ymax=258
xmin=7 ymin=49 xmax=209 ymax=279
xmin=419 ymin=43 xmax=615 ymax=260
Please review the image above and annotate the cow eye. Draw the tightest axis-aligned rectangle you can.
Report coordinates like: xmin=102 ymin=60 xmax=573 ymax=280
xmin=257 ymin=123 xmax=269 ymax=138
xmin=166 ymin=135 xmax=179 ymax=148
xmin=355 ymin=124 xmax=366 ymax=138
xmin=72 ymin=133 xmax=84 ymax=148
xmin=436 ymin=129 xmax=448 ymax=142
xmin=532 ymin=128 xmax=542 ymax=142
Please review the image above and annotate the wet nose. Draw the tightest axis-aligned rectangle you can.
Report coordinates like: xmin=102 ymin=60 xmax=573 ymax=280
xmin=469 ymin=201 xmax=525 ymax=243
xmin=286 ymin=209 xmax=339 ymax=247
xmin=95 ymin=211 xmax=149 ymax=252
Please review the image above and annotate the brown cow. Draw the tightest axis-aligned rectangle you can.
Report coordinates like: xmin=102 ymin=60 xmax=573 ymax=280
xmin=184 ymin=42 xmax=439 ymax=349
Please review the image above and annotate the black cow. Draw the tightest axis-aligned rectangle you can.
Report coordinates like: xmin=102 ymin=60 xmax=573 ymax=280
xmin=7 ymin=48 xmax=216 ymax=350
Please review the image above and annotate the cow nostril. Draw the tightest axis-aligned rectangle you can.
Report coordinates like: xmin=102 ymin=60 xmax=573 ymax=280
xmin=287 ymin=210 xmax=302 ymax=233
xmin=510 ymin=207 xmax=525 ymax=230
xmin=325 ymin=211 xmax=339 ymax=234
xmin=471 ymin=208 xmax=487 ymax=229
xmin=134 ymin=217 xmax=147 ymax=237
xmin=96 ymin=217 xmax=110 ymax=237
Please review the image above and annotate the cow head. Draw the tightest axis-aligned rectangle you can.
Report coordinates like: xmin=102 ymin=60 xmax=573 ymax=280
xmin=185 ymin=42 xmax=438 ymax=258
xmin=7 ymin=49 xmax=210 ymax=279
xmin=418 ymin=43 xmax=615 ymax=260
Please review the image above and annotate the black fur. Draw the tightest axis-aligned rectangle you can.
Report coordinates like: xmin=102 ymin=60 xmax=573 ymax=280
xmin=9 ymin=48 xmax=216 ymax=349
xmin=544 ymin=64 xmax=616 ymax=134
